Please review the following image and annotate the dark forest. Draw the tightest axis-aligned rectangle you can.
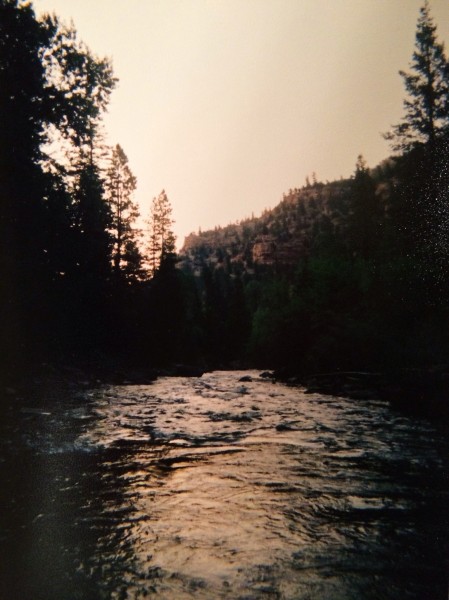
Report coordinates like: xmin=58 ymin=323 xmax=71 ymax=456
xmin=2 ymin=0 xmax=449 ymax=415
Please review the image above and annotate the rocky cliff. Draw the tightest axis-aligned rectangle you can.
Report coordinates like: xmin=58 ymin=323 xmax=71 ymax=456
xmin=179 ymin=156 xmax=396 ymax=275
xmin=180 ymin=178 xmax=353 ymax=273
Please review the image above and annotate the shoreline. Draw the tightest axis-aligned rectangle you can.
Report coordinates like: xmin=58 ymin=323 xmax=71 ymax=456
xmin=273 ymin=367 xmax=449 ymax=422
xmin=2 ymin=360 xmax=448 ymax=423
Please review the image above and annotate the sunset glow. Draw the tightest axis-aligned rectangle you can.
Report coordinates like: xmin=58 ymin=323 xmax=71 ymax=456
xmin=33 ymin=0 xmax=449 ymax=246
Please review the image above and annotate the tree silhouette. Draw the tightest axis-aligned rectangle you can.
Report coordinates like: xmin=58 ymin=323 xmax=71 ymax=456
xmin=105 ymin=144 xmax=141 ymax=281
xmin=384 ymin=1 xmax=449 ymax=153
xmin=40 ymin=15 xmax=116 ymax=153
xmin=347 ymin=155 xmax=382 ymax=260
xmin=0 ymin=2 xmax=119 ymax=368
xmin=0 ymin=0 xmax=53 ymax=369
xmin=146 ymin=190 xmax=176 ymax=276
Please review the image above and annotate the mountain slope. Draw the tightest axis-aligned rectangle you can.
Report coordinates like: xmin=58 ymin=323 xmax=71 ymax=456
xmin=180 ymin=159 xmax=395 ymax=274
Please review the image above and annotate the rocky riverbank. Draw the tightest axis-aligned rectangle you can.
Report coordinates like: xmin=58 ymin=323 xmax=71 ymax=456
xmin=273 ymin=367 xmax=449 ymax=421
xmin=3 ymin=358 xmax=448 ymax=424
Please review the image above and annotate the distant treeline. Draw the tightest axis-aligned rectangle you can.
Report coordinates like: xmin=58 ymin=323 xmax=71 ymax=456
xmin=183 ymin=146 xmax=449 ymax=373
xmin=1 ymin=1 xmax=449 ymax=380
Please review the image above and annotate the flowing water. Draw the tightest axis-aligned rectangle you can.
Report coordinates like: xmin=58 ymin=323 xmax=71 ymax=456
xmin=0 ymin=371 xmax=448 ymax=599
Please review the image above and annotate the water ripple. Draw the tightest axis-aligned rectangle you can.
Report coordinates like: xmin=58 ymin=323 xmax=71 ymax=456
xmin=0 ymin=370 xmax=448 ymax=599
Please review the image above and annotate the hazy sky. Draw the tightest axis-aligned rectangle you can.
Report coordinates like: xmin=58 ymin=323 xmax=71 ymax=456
xmin=33 ymin=0 xmax=449 ymax=246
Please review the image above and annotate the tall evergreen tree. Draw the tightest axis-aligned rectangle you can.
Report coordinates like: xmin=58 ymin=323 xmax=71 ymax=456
xmin=383 ymin=2 xmax=449 ymax=297
xmin=347 ymin=155 xmax=382 ymax=259
xmin=384 ymin=1 xmax=449 ymax=153
xmin=146 ymin=190 xmax=176 ymax=276
xmin=105 ymin=144 xmax=141 ymax=281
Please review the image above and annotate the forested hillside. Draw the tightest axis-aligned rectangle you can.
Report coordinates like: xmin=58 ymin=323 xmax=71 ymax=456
xmin=2 ymin=0 xmax=449 ymax=403
xmin=181 ymin=158 xmax=395 ymax=274
xmin=178 ymin=146 xmax=449 ymax=372
xmin=176 ymin=1 xmax=449 ymax=378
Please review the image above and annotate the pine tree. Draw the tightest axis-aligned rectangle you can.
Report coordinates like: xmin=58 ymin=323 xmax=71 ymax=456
xmin=383 ymin=2 xmax=449 ymax=292
xmin=384 ymin=1 xmax=449 ymax=153
xmin=347 ymin=155 xmax=382 ymax=259
xmin=105 ymin=144 xmax=141 ymax=281
xmin=146 ymin=190 xmax=176 ymax=276
xmin=71 ymin=159 xmax=112 ymax=277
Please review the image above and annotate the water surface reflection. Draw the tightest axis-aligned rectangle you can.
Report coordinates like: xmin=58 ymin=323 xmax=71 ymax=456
xmin=0 ymin=371 xmax=448 ymax=599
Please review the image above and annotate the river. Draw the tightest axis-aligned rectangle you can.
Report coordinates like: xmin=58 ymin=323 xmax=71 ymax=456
xmin=0 ymin=370 xmax=448 ymax=599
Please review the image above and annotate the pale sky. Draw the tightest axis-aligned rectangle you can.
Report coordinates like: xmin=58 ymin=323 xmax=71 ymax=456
xmin=33 ymin=0 xmax=449 ymax=247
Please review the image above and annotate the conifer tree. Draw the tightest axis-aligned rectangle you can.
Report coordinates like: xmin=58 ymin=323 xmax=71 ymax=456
xmin=383 ymin=2 xmax=449 ymax=290
xmin=146 ymin=190 xmax=176 ymax=276
xmin=347 ymin=155 xmax=382 ymax=259
xmin=385 ymin=1 xmax=449 ymax=153
xmin=105 ymin=144 xmax=141 ymax=281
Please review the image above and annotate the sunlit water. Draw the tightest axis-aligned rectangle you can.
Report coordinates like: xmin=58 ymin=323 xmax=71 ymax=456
xmin=0 ymin=371 xmax=448 ymax=599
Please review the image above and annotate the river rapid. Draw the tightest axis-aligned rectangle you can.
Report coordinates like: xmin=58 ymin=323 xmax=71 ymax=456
xmin=0 ymin=370 xmax=448 ymax=599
